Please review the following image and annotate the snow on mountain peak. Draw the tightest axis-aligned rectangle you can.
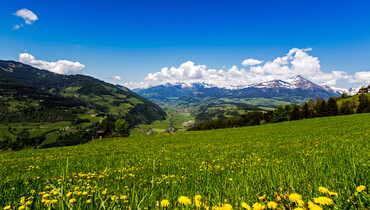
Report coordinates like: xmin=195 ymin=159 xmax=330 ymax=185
xmin=158 ymin=76 xmax=346 ymax=94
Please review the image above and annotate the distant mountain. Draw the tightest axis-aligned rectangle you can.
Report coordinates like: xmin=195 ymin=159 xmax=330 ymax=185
xmin=0 ymin=60 xmax=166 ymax=126
xmin=135 ymin=75 xmax=341 ymax=106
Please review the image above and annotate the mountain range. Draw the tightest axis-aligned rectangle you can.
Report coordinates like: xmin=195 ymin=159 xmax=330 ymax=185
xmin=134 ymin=75 xmax=342 ymax=106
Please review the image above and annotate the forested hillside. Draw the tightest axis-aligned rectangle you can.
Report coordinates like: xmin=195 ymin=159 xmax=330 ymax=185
xmin=0 ymin=60 xmax=167 ymax=150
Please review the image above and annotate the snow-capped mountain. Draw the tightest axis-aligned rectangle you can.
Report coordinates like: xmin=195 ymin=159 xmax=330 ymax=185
xmin=134 ymin=75 xmax=343 ymax=105
xmin=253 ymin=80 xmax=294 ymax=89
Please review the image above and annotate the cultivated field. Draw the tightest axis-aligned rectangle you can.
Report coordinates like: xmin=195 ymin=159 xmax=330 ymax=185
xmin=0 ymin=114 xmax=369 ymax=209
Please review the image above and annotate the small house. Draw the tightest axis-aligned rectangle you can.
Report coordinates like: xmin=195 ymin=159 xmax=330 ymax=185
xmin=96 ymin=130 xmax=105 ymax=139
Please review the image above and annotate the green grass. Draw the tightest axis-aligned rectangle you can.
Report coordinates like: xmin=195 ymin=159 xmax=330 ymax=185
xmin=0 ymin=114 xmax=369 ymax=209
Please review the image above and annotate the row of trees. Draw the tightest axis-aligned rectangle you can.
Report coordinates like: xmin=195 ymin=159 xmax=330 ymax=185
xmin=0 ymin=130 xmax=47 ymax=151
xmin=275 ymin=94 xmax=370 ymax=122
xmin=187 ymin=94 xmax=370 ymax=132
xmin=188 ymin=111 xmax=271 ymax=131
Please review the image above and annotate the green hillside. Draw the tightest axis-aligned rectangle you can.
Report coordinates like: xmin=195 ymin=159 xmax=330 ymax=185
xmin=337 ymin=93 xmax=370 ymax=107
xmin=0 ymin=60 xmax=167 ymax=149
xmin=0 ymin=114 xmax=369 ymax=209
xmin=0 ymin=61 xmax=166 ymax=126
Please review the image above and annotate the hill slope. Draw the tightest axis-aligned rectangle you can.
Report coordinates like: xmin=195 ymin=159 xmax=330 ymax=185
xmin=0 ymin=75 xmax=85 ymax=122
xmin=0 ymin=60 xmax=166 ymax=148
xmin=0 ymin=113 xmax=369 ymax=209
xmin=0 ymin=60 xmax=166 ymax=126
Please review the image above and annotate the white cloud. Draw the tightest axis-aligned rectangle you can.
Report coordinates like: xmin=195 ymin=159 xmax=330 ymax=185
xmin=349 ymin=71 xmax=370 ymax=83
xmin=112 ymin=76 xmax=122 ymax=81
xmin=19 ymin=53 xmax=85 ymax=74
xmin=14 ymin=8 xmax=38 ymax=24
xmin=13 ymin=24 xmax=23 ymax=30
xmin=242 ymin=58 xmax=263 ymax=66
xmin=122 ymin=81 xmax=150 ymax=90
xmin=122 ymin=48 xmax=368 ymax=89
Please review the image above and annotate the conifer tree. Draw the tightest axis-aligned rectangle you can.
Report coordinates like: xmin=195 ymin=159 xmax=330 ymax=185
xmin=301 ymin=103 xmax=311 ymax=119
xmin=250 ymin=112 xmax=261 ymax=126
xmin=316 ymin=100 xmax=327 ymax=117
xmin=340 ymin=101 xmax=354 ymax=115
xmin=289 ymin=104 xmax=302 ymax=121
xmin=272 ymin=105 xmax=289 ymax=123
xmin=327 ymin=97 xmax=339 ymax=116
xmin=357 ymin=94 xmax=370 ymax=113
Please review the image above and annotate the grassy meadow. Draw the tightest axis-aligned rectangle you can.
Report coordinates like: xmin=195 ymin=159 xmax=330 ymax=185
xmin=0 ymin=114 xmax=369 ymax=209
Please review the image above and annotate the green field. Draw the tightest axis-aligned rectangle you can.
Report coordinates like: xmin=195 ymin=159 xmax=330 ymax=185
xmin=0 ymin=115 xmax=102 ymax=145
xmin=0 ymin=114 xmax=369 ymax=209
xmin=131 ymin=110 xmax=196 ymax=136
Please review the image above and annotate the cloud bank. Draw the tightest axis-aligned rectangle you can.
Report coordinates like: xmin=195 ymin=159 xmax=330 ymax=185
xmin=123 ymin=48 xmax=368 ymax=89
xmin=14 ymin=9 xmax=38 ymax=25
xmin=112 ymin=76 xmax=122 ymax=81
xmin=19 ymin=53 xmax=85 ymax=74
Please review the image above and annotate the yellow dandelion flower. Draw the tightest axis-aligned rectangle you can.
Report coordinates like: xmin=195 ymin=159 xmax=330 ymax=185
xmin=313 ymin=197 xmax=334 ymax=206
xmin=289 ymin=193 xmax=302 ymax=203
xmin=86 ymin=199 xmax=91 ymax=204
xmin=82 ymin=191 xmax=88 ymax=196
xmin=241 ymin=202 xmax=251 ymax=210
xmin=194 ymin=195 xmax=202 ymax=207
xmin=297 ymin=199 xmax=305 ymax=207
xmin=356 ymin=185 xmax=366 ymax=192
xmin=258 ymin=194 xmax=266 ymax=200
xmin=222 ymin=203 xmax=232 ymax=210
xmin=275 ymin=196 xmax=281 ymax=201
xmin=293 ymin=208 xmax=304 ymax=210
xmin=42 ymin=194 xmax=50 ymax=198
xmin=252 ymin=202 xmax=265 ymax=210
xmin=161 ymin=199 xmax=170 ymax=207
xmin=318 ymin=187 xmax=330 ymax=194
xmin=18 ymin=206 xmax=25 ymax=210
xmin=178 ymin=196 xmax=191 ymax=205
xmin=66 ymin=192 xmax=72 ymax=197
xmin=308 ymin=201 xmax=323 ymax=210
xmin=69 ymin=198 xmax=76 ymax=203
xmin=267 ymin=201 xmax=278 ymax=209
xmin=102 ymin=190 xmax=107 ymax=195
xmin=328 ymin=192 xmax=338 ymax=196
xmin=194 ymin=195 xmax=202 ymax=200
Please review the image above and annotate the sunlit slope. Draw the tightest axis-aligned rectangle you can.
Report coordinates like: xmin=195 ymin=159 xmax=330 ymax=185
xmin=0 ymin=113 xmax=369 ymax=209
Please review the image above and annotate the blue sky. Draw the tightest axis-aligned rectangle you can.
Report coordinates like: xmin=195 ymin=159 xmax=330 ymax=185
xmin=0 ymin=0 xmax=370 ymax=89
